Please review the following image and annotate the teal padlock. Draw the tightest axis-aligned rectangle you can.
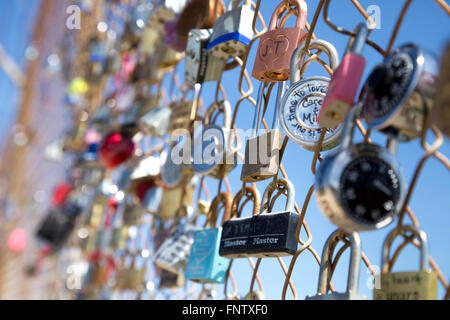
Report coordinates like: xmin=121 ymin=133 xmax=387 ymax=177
xmin=185 ymin=193 xmax=232 ymax=283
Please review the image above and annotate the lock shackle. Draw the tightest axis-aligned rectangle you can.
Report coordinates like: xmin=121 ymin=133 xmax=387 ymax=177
xmin=205 ymin=192 xmax=232 ymax=227
xmin=381 ymin=225 xmax=430 ymax=274
xmin=316 ymin=229 xmax=362 ymax=295
xmin=204 ymin=99 xmax=232 ymax=129
xmin=251 ymin=82 xmax=269 ymax=138
xmin=339 ymin=101 xmax=363 ymax=150
xmin=268 ymin=0 xmax=307 ymax=32
xmin=230 ymin=186 xmax=261 ymax=219
xmin=290 ymin=39 xmax=339 ymax=85
xmin=260 ymin=178 xmax=295 ymax=214
xmin=344 ymin=23 xmax=369 ymax=57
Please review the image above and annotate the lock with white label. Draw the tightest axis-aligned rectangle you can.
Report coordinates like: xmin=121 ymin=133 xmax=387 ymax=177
xmin=279 ymin=39 xmax=342 ymax=151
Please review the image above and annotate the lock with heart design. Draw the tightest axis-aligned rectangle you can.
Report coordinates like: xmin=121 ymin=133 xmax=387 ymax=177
xmin=185 ymin=192 xmax=232 ymax=283
xmin=185 ymin=29 xmax=226 ymax=84
xmin=360 ymin=43 xmax=438 ymax=141
xmin=315 ymin=104 xmax=406 ymax=231
xmin=192 ymin=99 xmax=237 ymax=179
xmin=279 ymin=39 xmax=342 ymax=151
xmin=241 ymin=81 xmax=285 ymax=182
xmin=319 ymin=23 xmax=369 ymax=129
xmin=306 ymin=229 xmax=366 ymax=300
xmin=373 ymin=225 xmax=437 ymax=300
xmin=206 ymin=0 xmax=255 ymax=61
xmin=219 ymin=186 xmax=260 ymax=258
xmin=252 ymin=0 xmax=308 ymax=82
xmin=154 ymin=207 xmax=199 ymax=276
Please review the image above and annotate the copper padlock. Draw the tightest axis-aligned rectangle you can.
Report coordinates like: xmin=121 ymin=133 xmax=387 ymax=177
xmin=252 ymin=0 xmax=308 ymax=82
xmin=176 ymin=0 xmax=225 ymax=44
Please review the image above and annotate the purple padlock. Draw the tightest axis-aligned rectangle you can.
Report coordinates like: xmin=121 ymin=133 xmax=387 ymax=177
xmin=164 ymin=20 xmax=187 ymax=52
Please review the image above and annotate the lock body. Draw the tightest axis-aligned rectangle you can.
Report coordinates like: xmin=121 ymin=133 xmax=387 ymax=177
xmin=361 ymin=44 xmax=438 ymax=141
xmin=319 ymin=53 xmax=366 ymax=128
xmin=158 ymin=269 xmax=186 ymax=289
xmin=154 ymin=224 xmax=197 ymax=276
xmin=168 ymin=101 xmax=193 ymax=133
xmin=220 ymin=211 xmax=299 ymax=258
xmin=207 ymin=4 xmax=255 ymax=61
xmin=149 ymin=0 xmax=188 ymax=30
xmin=139 ymin=105 xmax=172 ymax=138
xmin=315 ymin=142 xmax=405 ymax=231
xmin=109 ymin=226 xmax=128 ymax=250
xmin=185 ymin=227 xmax=230 ymax=283
xmin=185 ymin=29 xmax=226 ymax=83
xmin=374 ymin=270 xmax=437 ymax=300
xmin=431 ymin=42 xmax=450 ymax=137
xmin=36 ymin=207 xmax=78 ymax=249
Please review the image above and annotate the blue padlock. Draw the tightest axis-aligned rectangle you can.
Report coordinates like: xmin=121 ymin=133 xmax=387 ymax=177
xmin=206 ymin=0 xmax=255 ymax=61
xmin=185 ymin=193 xmax=232 ymax=283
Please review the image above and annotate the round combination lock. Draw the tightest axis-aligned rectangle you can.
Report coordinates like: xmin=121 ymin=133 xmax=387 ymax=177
xmin=315 ymin=107 xmax=406 ymax=231
xmin=279 ymin=76 xmax=343 ymax=151
xmin=361 ymin=43 xmax=438 ymax=141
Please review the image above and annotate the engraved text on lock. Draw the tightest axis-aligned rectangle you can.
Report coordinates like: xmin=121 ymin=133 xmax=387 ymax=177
xmin=259 ymin=35 xmax=290 ymax=64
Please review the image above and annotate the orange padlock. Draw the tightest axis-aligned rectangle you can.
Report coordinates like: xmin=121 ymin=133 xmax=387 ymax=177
xmin=252 ymin=0 xmax=308 ymax=82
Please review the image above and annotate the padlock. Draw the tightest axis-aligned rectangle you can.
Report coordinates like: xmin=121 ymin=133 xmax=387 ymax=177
xmin=192 ymin=99 xmax=237 ymax=179
xmin=159 ymin=177 xmax=196 ymax=221
xmin=252 ymin=0 xmax=308 ymax=82
xmin=315 ymin=103 xmax=406 ymax=231
xmin=124 ymin=256 xmax=146 ymax=291
xmin=221 ymin=178 xmax=299 ymax=258
xmin=36 ymin=205 xmax=80 ymax=250
xmin=154 ymin=208 xmax=199 ymax=276
xmin=360 ymin=43 xmax=438 ymax=141
xmin=244 ymin=290 xmax=265 ymax=300
xmin=139 ymin=104 xmax=172 ymax=138
xmin=176 ymin=0 xmax=225 ymax=44
xmin=431 ymin=42 xmax=450 ymax=137
xmin=141 ymin=186 xmax=164 ymax=214
xmin=149 ymin=0 xmax=188 ymax=31
xmin=219 ymin=186 xmax=260 ymax=258
xmin=109 ymin=226 xmax=129 ymax=250
xmin=155 ymin=38 xmax=185 ymax=69
xmin=279 ymin=39 xmax=343 ymax=151
xmin=98 ymin=131 xmax=136 ymax=170
xmin=160 ymin=142 xmax=194 ymax=189
xmin=185 ymin=193 xmax=232 ymax=283
xmin=120 ymin=1 xmax=154 ymax=52
xmin=167 ymin=84 xmax=202 ymax=133
xmin=121 ymin=194 xmax=142 ymax=226
xmin=131 ymin=55 xmax=163 ymax=85
xmin=306 ymin=229 xmax=366 ymax=300
xmin=373 ymin=225 xmax=437 ymax=300
xmin=319 ymin=23 xmax=369 ymax=128
xmin=206 ymin=0 xmax=255 ymax=61
xmin=185 ymin=29 xmax=226 ymax=84
xmin=241 ymin=81 xmax=284 ymax=182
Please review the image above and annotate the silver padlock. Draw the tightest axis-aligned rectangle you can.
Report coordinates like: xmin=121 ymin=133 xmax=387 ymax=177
xmin=191 ymin=100 xmax=237 ymax=179
xmin=139 ymin=104 xmax=172 ymax=138
xmin=142 ymin=186 xmax=163 ymax=214
xmin=185 ymin=29 xmax=226 ymax=84
xmin=315 ymin=104 xmax=406 ymax=231
xmin=207 ymin=0 xmax=254 ymax=61
xmin=279 ymin=39 xmax=342 ymax=151
xmin=306 ymin=229 xmax=366 ymax=300
xmin=361 ymin=43 xmax=438 ymax=141
xmin=160 ymin=141 xmax=194 ymax=189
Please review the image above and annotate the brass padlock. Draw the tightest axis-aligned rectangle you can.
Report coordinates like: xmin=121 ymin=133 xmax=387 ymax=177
xmin=373 ymin=225 xmax=437 ymax=300
xmin=109 ymin=226 xmax=129 ymax=250
xmin=121 ymin=194 xmax=143 ymax=227
xmin=431 ymin=42 xmax=450 ymax=137
xmin=241 ymin=81 xmax=284 ymax=182
xmin=252 ymin=0 xmax=308 ymax=82
xmin=192 ymin=99 xmax=237 ymax=179
xmin=306 ymin=229 xmax=366 ymax=300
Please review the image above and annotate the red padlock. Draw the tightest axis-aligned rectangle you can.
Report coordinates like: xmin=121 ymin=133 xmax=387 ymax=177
xmin=318 ymin=23 xmax=368 ymax=128
xmin=252 ymin=0 xmax=308 ymax=82
xmin=98 ymin=132 xmax=135 ymax=169
xmin=51 ymin=183 xmax=73 ymax=207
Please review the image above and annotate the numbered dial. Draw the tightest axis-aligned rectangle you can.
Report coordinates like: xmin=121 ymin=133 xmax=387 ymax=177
xmin=363 ymin=46 xmax=416 ymax=123
xmin=280 ymin=77 xmax=343 ymax=151
xmin=339 ymin=156 xmax=401 ymax=225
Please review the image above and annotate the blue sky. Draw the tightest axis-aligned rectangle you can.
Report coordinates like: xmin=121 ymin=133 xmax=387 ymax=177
xmin=0 ymin=0 xmax=448 ymax=300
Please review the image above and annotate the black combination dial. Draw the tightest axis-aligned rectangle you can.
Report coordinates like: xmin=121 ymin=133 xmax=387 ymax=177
xmin=339 ymin=156 xmax=401 ymax=225
xmin=364 ymin=50 xmax=415 ymax=120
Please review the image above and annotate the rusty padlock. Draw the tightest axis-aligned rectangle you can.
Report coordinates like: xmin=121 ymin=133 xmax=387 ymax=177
xmin=252 ymin=0 xmax=308 ymax=82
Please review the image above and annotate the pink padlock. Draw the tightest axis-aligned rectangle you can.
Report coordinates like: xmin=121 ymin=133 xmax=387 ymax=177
xmin=318 ymin=23 xmax=368 ymax=128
